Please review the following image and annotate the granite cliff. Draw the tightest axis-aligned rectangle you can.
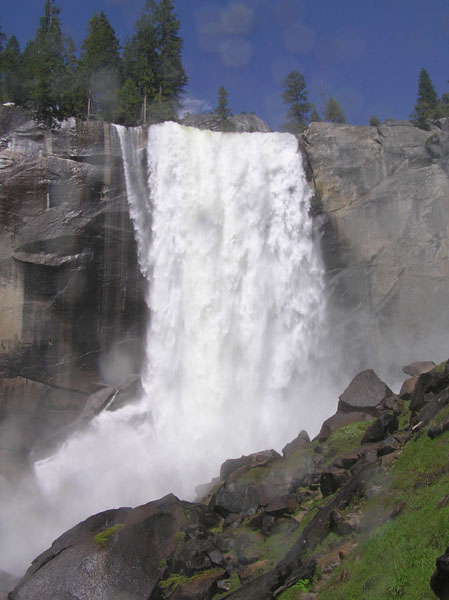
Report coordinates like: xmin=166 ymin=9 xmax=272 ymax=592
xmin=303 ymin=119 xmax=449 ymax=379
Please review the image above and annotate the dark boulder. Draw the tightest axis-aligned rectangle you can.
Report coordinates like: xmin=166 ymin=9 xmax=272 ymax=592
xmin=10 ymin=494 xmax=206 ymax=600
xmin=212 ymin=481 xmax=261 ymax=517
xmin=172 ymin=538 xmax=225 ymax=576
xmin=219 ymin=450 xmax=280 ymax=482
xmin=337 ymin=370 xmax=393 ymax=415
xmin=431 ymin=546 xmax=449 ymax=599
xmin=361 ymin=413 xmax=399 ymax=444
xmin=328 ymin=509 xmax=355 ymax=536
xmin=319 ymin=470 xmax=351 ymax=497
xmin=410 ymin=362 xmax=449 ymax=417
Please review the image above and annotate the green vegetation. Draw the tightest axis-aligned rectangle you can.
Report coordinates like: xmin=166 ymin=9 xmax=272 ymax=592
xmin=94 ymin=523 xmax=125 ymax=546
xmin=278 ymin=578 xmax=311 ymax=599
xmin=369 ymin=115 xmax=381 ymax=127
xmin=322 ymin=420 xmax=374 ymax=464
xmin=0 ymin=0 xmax=187 ymax=127
xmin=160 ymin=569 xmax=224 ymax=596
xmin=324 ymin=96 xmax=347 ymax=124
xmin=216 ymin=86 xmax=232 ymax=120
xmin=317 ymin=426 xmax=449 ymax=599
xmin=410 ymin=67 xmax=438 ymax=130
xmin=281 ymin=70 xmax=311 ymax=133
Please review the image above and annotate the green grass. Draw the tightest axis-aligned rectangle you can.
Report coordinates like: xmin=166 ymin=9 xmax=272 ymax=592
xmin=322 ymin=420 xmax=375 ymax=465
xmin=278 ymin=578 xmax=311 ymax=599
xmin=317 ymin=428 xmax=449 ymax=600
xmin=94 ymin=523 xmax=125 ymax=546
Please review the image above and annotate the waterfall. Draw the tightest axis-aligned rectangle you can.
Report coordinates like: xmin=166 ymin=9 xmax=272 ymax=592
xmin=117 ymin=122 xmax=326 ymax=456
xmin=11 ymin=121 xmax=332 ymax=576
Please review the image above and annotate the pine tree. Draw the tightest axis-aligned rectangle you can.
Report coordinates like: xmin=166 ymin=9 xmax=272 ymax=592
xmin=310 ymin=104 xmax=321 ymax=122
xmin=216 ymin=86 xmax=232 ymax=120
xmin=281 ymin=70 xmax=310 ymax=133
xmin=1 ymin=35 xmax=23 ymax=104
xmin=118 ymin=78 xmax=141 ymax=125
xmin=61 ymin=36 xmax=85 ymax=117
xmin=148 ymin=0 xmax=187 ymax=120
xmin=78 ymin=11 xmax=121 ymax=120
xmin=0 ymin=27 xmax=6 ymax=100
xmin=122 ymin=8 xmax=157 ymax=124
xmin=325 ymin=96 xmax=347 ymax=124
xmin=410 ymin=68 xmax=438 ymax=130
xmin=23 ymin=0 xmax=68 ymax=126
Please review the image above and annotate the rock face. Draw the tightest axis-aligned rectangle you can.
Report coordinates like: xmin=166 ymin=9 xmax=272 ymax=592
xmin=180 ymin=112 xmax=270 ymax=133
xmin=303 ymin=119 xmax=449 ymax=378
xmin=0 ymin=107 xmax=146 ymax=476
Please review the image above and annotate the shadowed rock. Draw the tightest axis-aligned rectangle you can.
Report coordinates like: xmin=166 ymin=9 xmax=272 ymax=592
xmin=431 ymin=546 xmax=449 ymax=599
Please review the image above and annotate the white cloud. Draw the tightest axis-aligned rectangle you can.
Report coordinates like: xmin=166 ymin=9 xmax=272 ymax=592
xmin=196 ymin=1 xmax=254 ymax=66
xmin=219 ymin=37 xmax=254 ymax=68
xmin=178 ymin=96 xmax=213 ymax=118
xmin=196 ymin=2 xmax=254 ymax=38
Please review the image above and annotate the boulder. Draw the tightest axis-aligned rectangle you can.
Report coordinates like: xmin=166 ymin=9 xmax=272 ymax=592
xmin=431 ymin=546 xmax=449 ymax=599
xmin=167 ymin=568 xmax=228 ymax=600
xmin=317 ymin=411 xmax=372 ymax=442
xmin=361 ymin=413 xmax=399 ymax=445
xmin=402 ymin=361 xmax=436 ymax=376
xmin=410 ymin=363 xmax=449 ymax=416
xmin=212 ymin=481 xmax=261 ymax=517
xmin=10 ymin=494 xmax=208 ymax=600
xmin=282 ymin=430 xmax=310 ymax=457
xmin=219 ymin=450 xmax=280 ymax=482
xmin=319 ymin=471 xmax=351 ymax=498
xmin=400 ymin=376 xmax=418 ymax=399
xmin=337 ymin=370 xmax=393 ymax=415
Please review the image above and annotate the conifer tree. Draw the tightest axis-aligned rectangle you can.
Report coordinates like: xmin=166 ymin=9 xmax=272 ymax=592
xmin=122 ymin=8 xmax=157 ymax=124
xmin=1 ymin=35 xmax=23 ymax=104
xmin=410 ymin=68 xmax=438 ymax=130
xmin=281 ymin=70 xmax=310 ymax=133
xmin=324 ymin=96 xmax=346 ymax=124
xmin=0 ymin=27 xmax=5 ymax=99
xmin=78 ymin=11 xmax=121 ymax=120
xmin=148 ymin=0 xmax=187 ymax=120
xmin=310 ymin=104 xmax=321 ymax=122
xmin=23 ymin=0 xmax=67 ymax=126
xmin=216 ymin=86 xmax=232 ymax=120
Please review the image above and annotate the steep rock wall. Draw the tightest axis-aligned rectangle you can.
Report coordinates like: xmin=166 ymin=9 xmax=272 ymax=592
xmin=303 ymin=120 xmax=449 ymax=380
xmin=0 ymin=107 xmax=146 ymax=465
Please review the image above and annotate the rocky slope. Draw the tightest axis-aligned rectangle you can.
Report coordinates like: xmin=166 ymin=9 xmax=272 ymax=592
xmin=6 ymin=360 xmax=449 ymax=599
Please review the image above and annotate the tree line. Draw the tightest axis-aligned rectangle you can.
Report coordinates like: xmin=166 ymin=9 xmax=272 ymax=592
xmin=0 ymin=0 xmax=187 ymax=127
xmin=280 ymin=67 xmax=449 ymax=133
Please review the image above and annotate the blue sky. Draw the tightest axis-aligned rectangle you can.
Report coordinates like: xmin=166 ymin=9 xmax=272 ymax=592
xmin=2 ymin=0 xmax=449 ymax=130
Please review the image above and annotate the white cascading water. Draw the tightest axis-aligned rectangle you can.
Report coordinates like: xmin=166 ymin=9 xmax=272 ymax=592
xmin=4 ymin=122 xmax=333 ymax=575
